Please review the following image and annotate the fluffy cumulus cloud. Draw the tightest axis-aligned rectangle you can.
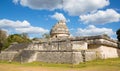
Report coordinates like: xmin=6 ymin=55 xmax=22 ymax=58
xmin=76 ymin=25 xmax=114 ymax=36
xmin=13 ymin=0 xmax=109 ymax=15
xmin=63 ymin=0 xmax=109 ymax=16
xmin=13 ymin=0 xmax=62 ymax=10
xmin=16 ymin=27 xmax=48 ymax=34
xmin=80 ymin=9 xmax=120 ymax=24
xmin=0 ymin=19 xmax=30 ymax=28
xmin=51 ymin=12 xmax=67 ymax=22
xmin=0 ymin=19 xmax=48 ymax=35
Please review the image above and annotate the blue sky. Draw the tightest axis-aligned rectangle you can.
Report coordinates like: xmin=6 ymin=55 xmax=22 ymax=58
xmin=0 ymin=0 xmax=120 ymax=39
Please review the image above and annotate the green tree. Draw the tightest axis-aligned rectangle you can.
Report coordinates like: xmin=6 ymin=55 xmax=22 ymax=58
xmin=116 ymin=29 xmax=120 ymax=48
xmin=116 ymin=29 xmax=120 ymax=41
xmin=0 ymin=29 xmax=7 ymax=52
xmin=8 ymin=34 xmax=23 ymax=43
xmin=7 ymin=34 xmax=31 ymax=43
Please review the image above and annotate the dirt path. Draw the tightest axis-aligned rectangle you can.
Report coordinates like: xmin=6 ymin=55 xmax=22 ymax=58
xmin=0 ymin=64 xmax=80 ymax=71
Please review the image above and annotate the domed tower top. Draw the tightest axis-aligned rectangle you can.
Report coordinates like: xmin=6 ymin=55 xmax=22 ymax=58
xmin=50 ymin=20 xmax=70 ymax=38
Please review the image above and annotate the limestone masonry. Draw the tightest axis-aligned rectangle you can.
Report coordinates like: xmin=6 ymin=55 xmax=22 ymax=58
xmin=0 ymin=21 xmax=120 ymax=64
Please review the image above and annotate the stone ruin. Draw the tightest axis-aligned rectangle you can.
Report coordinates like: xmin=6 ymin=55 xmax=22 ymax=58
xmin=50 ymin=20 xmax=70 ymax=38
xmin=0 ymin=21 xmax=120 ymax=64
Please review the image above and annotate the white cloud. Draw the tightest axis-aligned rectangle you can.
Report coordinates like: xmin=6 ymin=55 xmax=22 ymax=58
xmin=0 ymin=19 xmax=48 ymax=35
xmin=13 ymin=0 xmax=109 ymax=16
xmin=15 ymin=0 xmax=62 ymax=10
xmin=76 ymin=25 xmax=114 ymax=37
xmin=0 ymin=19 xmax=30 ymax=28
xmin=63 ymin=0 xmax=109 ymax=16
xmin=80 ymin=9 xmax=120 ymax=24
xmin=16 ymin=27 xmax=48 ymax=34
xmin=51 ymin=12 xmax=67 ymax=22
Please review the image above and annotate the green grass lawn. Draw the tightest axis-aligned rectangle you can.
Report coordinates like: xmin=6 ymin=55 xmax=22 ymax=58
xmin=0 ymin=58 xmax=120 ymax=71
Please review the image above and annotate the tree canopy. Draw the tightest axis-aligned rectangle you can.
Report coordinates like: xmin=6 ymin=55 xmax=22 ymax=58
xmin=0 ymin=31 xmax=32 ymax=50
xmin=116 ymin=29 xmax=120 ymax=42
xmin=7 ymin=33 xmax=31 ymax=43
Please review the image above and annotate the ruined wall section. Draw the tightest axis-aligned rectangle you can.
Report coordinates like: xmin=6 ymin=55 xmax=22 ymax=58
xmin=84 ymin=35 xmax=118 ymax=59
xmin=36 ymin=50 xmax=97 ymax=64
xmin=5 ymin=43 xmax=30 ymax=51
xmin=13 ymin=50 xmax=37 ymax=63
xmin=25 ymin=41 xmax=72 ymax=51
xmin=0 ymin=34 xmax=119 ymax=64
xmin=36 ymin=51 xmax=74 ymax=64
xmin=0 ymin=51 xmax=18 ymax=61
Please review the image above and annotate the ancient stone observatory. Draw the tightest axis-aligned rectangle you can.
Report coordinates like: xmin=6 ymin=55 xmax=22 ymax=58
xmin=0 ymin=21 xmax=120 ymax=64
xmin=50 ymin=20 xmax=70 ymax=38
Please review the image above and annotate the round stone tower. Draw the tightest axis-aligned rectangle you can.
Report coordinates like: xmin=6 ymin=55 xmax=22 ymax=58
xmin=50 ymin=20 xmax=70 ymax=38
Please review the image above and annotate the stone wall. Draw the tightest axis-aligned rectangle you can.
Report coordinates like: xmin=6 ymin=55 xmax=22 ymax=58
xmin=0 ymin=51 xmax=18 ymax=61
xmin=87 ymin=36 xmax=119 ymax=59
xmin=72 ymin=42 xmax=87 ymax=50
xmin=117 ymin=49 xmax=120 ymax=57
xmin=88 ymin=44 xmax=119 ymax=59
xmin=36 ymin=51 xmax=73 ymax=64
xmin=25 ymin=40 xmax=88 ymax=51
xmin=99 ymin=46 xmax=119 ymax=59
xmin=84 ymin=50 xmax=97 ymax=61
xmin=0 ymin=49 xmax=97 ymax=64
xmin=5 ymin=43 xmax=30 ymax=51
xmin=72 ymin=51 xmax=83 ymax=64
xmin=0 ymin=34 xmax=119 ymax=64
xmin=36 ymin=50 xmax=97 ymax=64
xmin=13 ymin=50 xmax=37 ymax=63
